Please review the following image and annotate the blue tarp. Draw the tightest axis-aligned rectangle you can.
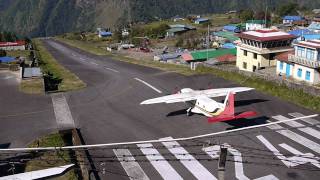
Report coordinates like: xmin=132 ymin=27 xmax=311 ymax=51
xmin=283 ymin=16 xmax=303 ymax=21
xmin=221 ymin=43 xmax=236 ymax=49
xmin=99 ymin=31 xmax=112 ymax=37
xmin=0 ymin=56 xmax=15 ymax=63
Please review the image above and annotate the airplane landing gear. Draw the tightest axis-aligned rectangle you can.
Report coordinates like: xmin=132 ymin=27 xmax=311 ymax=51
xmin=187 ymin=107 xmax=192 ymax=116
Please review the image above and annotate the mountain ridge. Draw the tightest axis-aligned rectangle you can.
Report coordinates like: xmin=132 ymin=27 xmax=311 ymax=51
xmin=0 ymin=0 xmax=318 ymax=37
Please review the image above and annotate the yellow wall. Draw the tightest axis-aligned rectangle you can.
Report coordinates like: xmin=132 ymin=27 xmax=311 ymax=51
xmin=236 ymin=47 xmax=277 ymax=72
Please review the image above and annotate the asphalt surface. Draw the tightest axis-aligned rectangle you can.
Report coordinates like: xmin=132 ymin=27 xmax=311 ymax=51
xmin=0 ymin=71 xmax=56 ymax=149
xmin=18 ymin=39 xmax=320 ymax=179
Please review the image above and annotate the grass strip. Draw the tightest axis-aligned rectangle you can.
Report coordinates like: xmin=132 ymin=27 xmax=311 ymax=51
xmin=19 ymin=78 xmax=44 ymax=94
xmin=33 ymin=39 xmax=86 ymax=92
xmin=56 ymin=37 xmax=320 ymax=112
xmin=26 ymin=133 xmax=78 ymax=180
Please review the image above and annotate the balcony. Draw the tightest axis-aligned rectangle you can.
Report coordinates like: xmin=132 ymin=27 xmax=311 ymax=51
xmin=288 ymin=54 xmax=320 ymax=68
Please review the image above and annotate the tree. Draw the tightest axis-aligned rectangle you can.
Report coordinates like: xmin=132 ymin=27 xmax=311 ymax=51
xmin=239 ymin=10 xmax=254 ymax=22
xmin=277 ymin=3 xmax=299 ymax=17
xmin=0 ymin=50 xmax=6 ymax=57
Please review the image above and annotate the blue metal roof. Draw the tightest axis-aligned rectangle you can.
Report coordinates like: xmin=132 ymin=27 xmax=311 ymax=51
xmin=223 ymin=25 xmax=238 ymax=32
xmin=99 ymin=31 xmax=112 ymax=36
xmin=288 ymin=29 xmax=312 ymax=36
xmin=0 ymin=56 xmax=15 ymax=63
xmin=308 ymin=22 xmax=320 ymax=31
xmin=221 ymin=43 xmax=236 ymax=49
xmin=283 ymin=16 xmax=303 ymax=21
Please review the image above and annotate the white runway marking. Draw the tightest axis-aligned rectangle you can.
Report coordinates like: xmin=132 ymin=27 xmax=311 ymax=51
xmin=105 ymin=67 xmax=119 ymax=73
xmin=51 ymin=94 xmax=75 ymax=128
xmin=113 ymin=149 xmax=150 ymax=180
xmin=160 ymin=137 xmax=217 ymax=180
xmin=289 ymin=112 xmax=320 ymax=128
xmin=267 ymin=122 xmax=320 ymax=154
xmin=273 ymin=115 xmax=320 ymax=140
xmin=137 ymin=143 xmax=183 ymax=180
xmin=90 ymin=62 xmax=98 ymax=66
xmin=134 ymin=78 xmax=162 ymax=93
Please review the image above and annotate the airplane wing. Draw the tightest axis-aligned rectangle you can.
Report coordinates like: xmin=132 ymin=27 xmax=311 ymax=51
xmin=140 ymin=87 xmax=254 ymax=105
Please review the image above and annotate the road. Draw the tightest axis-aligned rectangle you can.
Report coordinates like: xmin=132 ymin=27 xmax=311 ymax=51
xmin=42 ymin=39 xmax=320 ymax=179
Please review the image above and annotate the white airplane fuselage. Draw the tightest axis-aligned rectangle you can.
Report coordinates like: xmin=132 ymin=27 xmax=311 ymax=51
xmin=181 ymin=88 xmax=225 ymax=117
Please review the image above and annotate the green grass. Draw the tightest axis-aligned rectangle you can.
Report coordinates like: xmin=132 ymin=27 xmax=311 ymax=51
xmin=26 ymin=133 xmax=78 ymax=180
xmin=6 ymin=50 xmax=31 ymax=57
xmin=33 ymin=39 xmax=86 ymax=92
xmin=55 ymin=37 xmax=320 ymax=112
xmin=19 ymin=78 xmax=44 ymax=94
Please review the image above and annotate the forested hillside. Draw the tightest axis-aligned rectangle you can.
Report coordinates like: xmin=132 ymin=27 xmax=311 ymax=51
xmin=0 ymin=0 xmax=318 ymax=37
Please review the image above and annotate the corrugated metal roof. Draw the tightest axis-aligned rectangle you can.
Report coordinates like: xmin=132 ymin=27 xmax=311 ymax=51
xmin=283 ymin=16 xmax=303 ymax=21
xmin=191 ymin=48 xmax=237 ymax=60
xmin=23 ymin=67 xmax=42 ymax=78
xmin=167 ymin=27 xmax=188 ymax=33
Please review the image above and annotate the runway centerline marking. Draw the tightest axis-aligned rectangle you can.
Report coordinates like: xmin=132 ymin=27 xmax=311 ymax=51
xmin=134 ymin=78 xmax=162 ymax=93
xmin=105 ymin=67 xmax=119 ymax=73
xmin=90 ymin=62 xmax=98 ymax=66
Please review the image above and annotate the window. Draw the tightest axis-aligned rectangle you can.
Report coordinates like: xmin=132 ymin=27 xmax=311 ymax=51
xmin=306 ymin=49 xmax=315 ymax=60
xmin=306 ymin=71 xmax=311 ymax=81
xmin=243 ymin=62 xmax=247 ymax=69
xmin=270 ymin=53 xmax=276 ymax=60
xmin=244 ymin=50 xmax=247 ymax=56
xmin=297 ymin=68 xmax=302 ymax=78
xmin=280 ymin=62 xmax=284 ymax=70
xmin=254 ymin=53 xmax=257 ymax=59
xmin=297 ymin=47 xmax=305 ymax=57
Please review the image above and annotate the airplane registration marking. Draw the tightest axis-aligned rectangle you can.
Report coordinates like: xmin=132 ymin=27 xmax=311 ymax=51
xmin=134 ymin=78 xmax=162 ymax=93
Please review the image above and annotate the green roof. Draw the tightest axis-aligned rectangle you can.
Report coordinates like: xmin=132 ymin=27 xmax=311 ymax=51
xmin=191 ymin=48 xmax=237 ymax=60
xmin=214 ymin=31 xmax=239 ymax=41
xmin=246 ymin=20 xmax=267 ymax=24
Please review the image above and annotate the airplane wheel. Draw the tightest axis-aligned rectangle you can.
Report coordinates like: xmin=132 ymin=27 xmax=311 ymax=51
xmin=187 ymin=111 xmax=192 ymax=116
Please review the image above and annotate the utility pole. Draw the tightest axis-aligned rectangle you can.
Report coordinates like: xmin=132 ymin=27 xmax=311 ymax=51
xmin=218 ymin=144 xmax=228 ymax=180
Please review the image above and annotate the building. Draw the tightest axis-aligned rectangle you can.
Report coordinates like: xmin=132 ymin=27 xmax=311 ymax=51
xmin=166 ymin=24 xmax=196 ymax=37
xmin=283 ymin=16 xmax=303 ymax=24
xmin=194 ymin=18 xmax=209 ymax=24
xmin=277 ymin=40 xmax=320 ymax=84
xmin=246 ymin=20 xmax=267 ymax=31
xmin=0 ymin=41 xmax=25 ymax=51
xmin=236 ymin=29 xmax=296 ymax=72
xmin=308 ymin=17 xmax=320 ymax=33
xmin=223 ymin=24 xmax=243 ymax=33
xmin=182 ymin=48 xmax=236 ymax=62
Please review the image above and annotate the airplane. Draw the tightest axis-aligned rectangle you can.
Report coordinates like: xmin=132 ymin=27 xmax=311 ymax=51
xmin=140 ymin=87 xmax=257 ymax=123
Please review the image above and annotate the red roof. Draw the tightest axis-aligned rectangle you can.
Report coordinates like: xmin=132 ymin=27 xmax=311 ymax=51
xmin=216 ymin=54 xmax=236 ymax=62
xmin=181 ymin=53 xmax=194 ymax=61
xmin=237 ymin=29 xmax=296 ymax=42
xmin=295 ymin=40 xmax=320 ymax=49
xmin=275 ymin=50 xmax=294 ymax=62
xmin=0 ymin=41 xmax=25 ymax=47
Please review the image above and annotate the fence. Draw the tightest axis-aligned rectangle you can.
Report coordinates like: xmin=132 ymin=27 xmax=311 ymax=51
xmin=202 ymin=63 xmax=320 ymax=97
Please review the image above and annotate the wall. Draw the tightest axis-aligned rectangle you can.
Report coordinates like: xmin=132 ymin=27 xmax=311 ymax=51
xmin=292 ymin=64 xmax=319 ymax=84
xmin=0 ymin=45 xmax=25 ymax=50
xmin=236 ymin=47 xmax=276 ymax=72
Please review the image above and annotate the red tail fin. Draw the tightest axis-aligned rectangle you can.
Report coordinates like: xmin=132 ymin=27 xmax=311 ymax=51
xmin=207 ymin=92 xmax=257 ymax=123
xmin=221 ymin=92 xmax=235 ymax=116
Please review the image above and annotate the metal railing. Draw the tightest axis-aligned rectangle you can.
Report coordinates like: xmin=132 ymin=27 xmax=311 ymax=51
xmin=288 ymin=54 xmax=320 ymax=68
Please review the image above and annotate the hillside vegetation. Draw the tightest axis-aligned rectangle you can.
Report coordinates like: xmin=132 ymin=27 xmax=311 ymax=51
xmin=0 ymin=0 xmax=319 ymax=37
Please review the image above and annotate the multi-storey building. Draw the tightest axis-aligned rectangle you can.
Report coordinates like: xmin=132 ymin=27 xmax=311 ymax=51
xmin=276 ymin=40 xmax=320 ymax=84
xmin=236 ymin=29 xmax=295 ymax=72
